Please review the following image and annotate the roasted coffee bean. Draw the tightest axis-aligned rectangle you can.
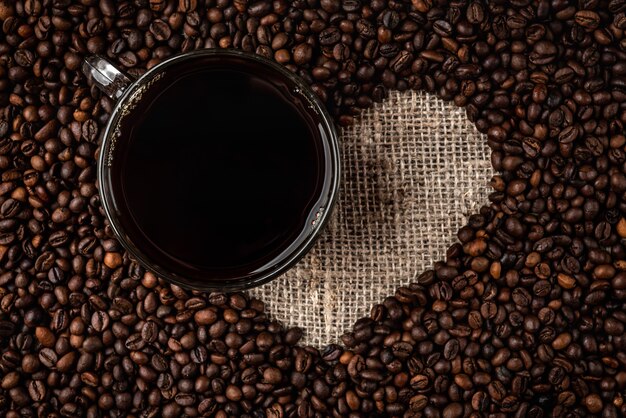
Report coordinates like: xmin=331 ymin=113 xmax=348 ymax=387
xmin=90 ymin=311 xmax=109 ymax=333
xmin=141 ymin=321 xmax=158 ymax=343
xmin=293 ymin=44 xmax=313 ymax=65
xmin=575 ymin=10 xmax=600 ymax=30
xmin=150 ymin=20 xmax=172 ymax=41
xmin=38 ymin=348 xmax=57 ymax=369
xmin=27 ymin=379 xmax=46 ymax=401
xmin=467 ymin=2 xmax=485 ymax=23
xmin=530 ymin=41 xmax=558 ymax=65
xmin=319 ymin=27 xmax=341 ymax=45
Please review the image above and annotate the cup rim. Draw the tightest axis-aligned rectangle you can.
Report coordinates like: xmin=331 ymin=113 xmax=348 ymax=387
xmin=97 ymin=49 xmax=340 ymax=291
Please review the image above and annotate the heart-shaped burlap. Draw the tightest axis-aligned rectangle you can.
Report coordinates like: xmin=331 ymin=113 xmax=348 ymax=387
xmin=249 ymin=90 xmax=493 ymax=346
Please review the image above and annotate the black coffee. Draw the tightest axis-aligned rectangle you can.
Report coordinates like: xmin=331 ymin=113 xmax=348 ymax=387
xmin=108 ymin=56 xmax=328 ymax=283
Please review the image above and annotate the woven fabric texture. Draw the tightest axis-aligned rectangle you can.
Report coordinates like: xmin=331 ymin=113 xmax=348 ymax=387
xmin=247 ymin=90 xmax=493 ymax=347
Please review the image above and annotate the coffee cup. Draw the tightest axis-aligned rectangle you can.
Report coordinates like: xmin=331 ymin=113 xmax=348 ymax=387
xmin=83 ymin=49 xmax=340 ymax=291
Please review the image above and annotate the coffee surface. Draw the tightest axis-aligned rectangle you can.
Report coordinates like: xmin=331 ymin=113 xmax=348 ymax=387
xmin=118 ymin=67 xmax=323 ymax=278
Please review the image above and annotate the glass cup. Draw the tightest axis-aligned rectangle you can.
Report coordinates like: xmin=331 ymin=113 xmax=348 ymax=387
xmin=83 ymin=50 xmax=340 ymax=291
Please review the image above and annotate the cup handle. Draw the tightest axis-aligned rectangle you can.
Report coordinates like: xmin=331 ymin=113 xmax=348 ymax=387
xmin=82 ymin=55 xmax=133 ymax=101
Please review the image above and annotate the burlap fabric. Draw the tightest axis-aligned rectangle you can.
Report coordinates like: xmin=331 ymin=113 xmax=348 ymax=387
xmin=248 ymin=91 xmax=493 ymax=347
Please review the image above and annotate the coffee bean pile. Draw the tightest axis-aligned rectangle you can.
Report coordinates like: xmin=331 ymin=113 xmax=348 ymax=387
xmin=1 ymin=0 xmax=626 ymax=416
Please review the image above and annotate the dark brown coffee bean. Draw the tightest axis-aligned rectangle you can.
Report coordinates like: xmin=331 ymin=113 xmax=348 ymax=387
xmin=150 ymin=20 xmax=172 ymax=41
xmin=225 ymin=384 xmax=242 ymax=401
xmin=293 ymin=43 xmax=312 ymax=65
xmin=512 ymin=288 xmax=531 ymax=306
xmin=584 ymin=393 xmax=603 ymax=414
xmin=90 ymin=311 xmax=109 ymax=332
xmin=285 ymin=327 xmax=303 ymax=345
xmin=118 ymin=51 xmax=138 ymax=67
xmin=193 ymin=308 xmax=217 ymax=325
xmin=38 ymin=348 xmax=57 ymax=368
xmin=575 ymin=10 xmax=600 ymax=30
xmin=467 ymin=1 xmax=484 ymax=23
xmin=389 ymin=51 xmax=411 ymax=73
xmin=82 ymin=336 xmax=103 ymax=353
xmin=530 ymin=40 xmax=558 ymax=65
xmin=480 ymin=302 xmax=497 ymax=319
xmin=443 ymin=339 xmax=459 ymax=360
xmin=27 ymin=379 xmax=46 ymax=401
xmin=332 ymin=43 xmax=350 ymax=62
xmin=141 ymin=321 xmax=158 ymax=343
xmin=433 ymin=20 xmax=452 ymax=37
xmin=356 ymin=19 xmax=375 ymax=38
xmin=409 ymin=394 xmax=428 ymax=411
xmin=35 ymin=327 xmax=55 ymax=348
xmin=319 ymin=27 xmax=341 ymax=45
